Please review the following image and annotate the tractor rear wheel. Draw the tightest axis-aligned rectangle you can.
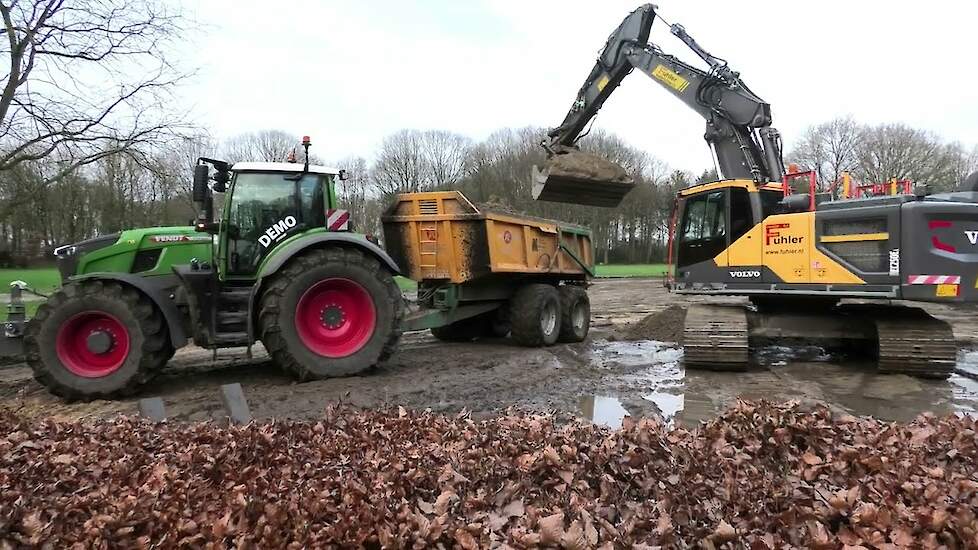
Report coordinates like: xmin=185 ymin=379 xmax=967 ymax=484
xmin=24 ymin=281 xmax=169 ymax=400
xmin=258 ymin=247 xmax=403 ymax=380
xmin=509 ymin=284 xmax=562 ymax=347
xmin=558 ymin=285 xmax=590 ymax=343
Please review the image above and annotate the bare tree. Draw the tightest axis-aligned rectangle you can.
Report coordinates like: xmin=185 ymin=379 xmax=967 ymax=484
xmin=371 ymin=129 xmax=472 ymax=196
xmin=855 ymin=123 xmax=961 ymax=190
xmin=371 ymin=130 xmax=430 ymax=196
xmin=0 ymin=0 xmax=189 ymax=188
xmin=789 ymin=116 xmax=860 ymax=191
xmin=422 ymin=129 xmax=472 ymax=189
xmin=221 ymin=130 xmax=299 ymax=164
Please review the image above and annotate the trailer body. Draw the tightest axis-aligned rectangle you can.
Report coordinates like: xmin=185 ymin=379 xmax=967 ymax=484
xmin=382 ymin=191 xmax=594 ymax=343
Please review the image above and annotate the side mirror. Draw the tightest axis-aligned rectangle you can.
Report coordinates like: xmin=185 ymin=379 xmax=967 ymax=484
xmin=338 ymin=169 xmax=349 ymax=181
xmin=192 ymin=164 xmax=209 ymax=203
xmin=213 ymin=167 xmax=230 ymax=192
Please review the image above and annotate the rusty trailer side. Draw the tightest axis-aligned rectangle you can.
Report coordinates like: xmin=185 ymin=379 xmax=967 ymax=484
xmin=381 ymin=191 xmax=593 ymax=284
xmin=381 ymin=191 xmax=594 ymax=345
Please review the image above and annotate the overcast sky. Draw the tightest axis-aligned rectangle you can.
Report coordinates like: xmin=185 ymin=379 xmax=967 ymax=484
xmin=181 ymin=0 xmax=977 ymax=174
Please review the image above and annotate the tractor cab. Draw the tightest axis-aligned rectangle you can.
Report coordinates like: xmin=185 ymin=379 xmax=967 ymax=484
xmin=219 ymin=162 xmax=339 ymax=278
xmin=191 ymin=138 xmax=348 ymax=281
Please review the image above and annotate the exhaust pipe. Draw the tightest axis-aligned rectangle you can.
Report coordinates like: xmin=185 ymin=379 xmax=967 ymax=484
xmin=531 ymin=150 xmax=635 ymax=208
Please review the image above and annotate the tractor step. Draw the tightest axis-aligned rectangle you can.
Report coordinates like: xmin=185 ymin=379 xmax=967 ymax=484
xmin=211 ymin=331 xmax=249 ymax=346
xmin=219 ymin=288 xmax=251 ymax=304
xmin=683 ymin=304 xmax=749 ymax=370
xmin=217 ymin=311 xmax=248 ymax=325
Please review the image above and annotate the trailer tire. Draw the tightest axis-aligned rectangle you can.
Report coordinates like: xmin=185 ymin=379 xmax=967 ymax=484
xmin=558 ymin=286 xmax=590 ymax=343
xmin=258 ymin=247 xmax=403 ymax=380
xmin=24 ymin=281 xmax=169 ymax=401
xmin=431 ymin=315 xmax=487 ymax=342
xmin=509 ymin=284 xmax=562 ymax=347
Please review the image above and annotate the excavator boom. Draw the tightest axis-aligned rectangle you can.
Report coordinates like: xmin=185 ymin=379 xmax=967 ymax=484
xmin=533 ymin=4 xmax=786 ymax=207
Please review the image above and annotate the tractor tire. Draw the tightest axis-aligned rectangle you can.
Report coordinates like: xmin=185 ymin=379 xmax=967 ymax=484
xmin=509 ymin=284 xmax=562 ymax=347
xmin=24 ymin=281 xmax=169 ymax=401
xmin=431 ymin=314 xmax=487 ymax=342
xmin=558 ymin=285 xmax=590 ymax=343
xmin=258 ymin=247 xmax=403 ymax=380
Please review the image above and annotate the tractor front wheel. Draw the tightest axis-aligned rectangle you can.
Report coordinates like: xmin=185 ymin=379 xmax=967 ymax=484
xmin=258 ymin=247 xmax=403 ymax=380
xmin=24 ymin=281 xmax=170 ymax=400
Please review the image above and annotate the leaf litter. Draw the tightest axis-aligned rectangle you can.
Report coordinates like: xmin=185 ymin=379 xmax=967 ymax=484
xmin=0 ymin=400 xmax=976 ymax=548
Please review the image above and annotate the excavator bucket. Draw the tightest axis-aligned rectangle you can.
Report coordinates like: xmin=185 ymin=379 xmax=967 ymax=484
xmin=531 ymin=150 xmax=635 ymax=207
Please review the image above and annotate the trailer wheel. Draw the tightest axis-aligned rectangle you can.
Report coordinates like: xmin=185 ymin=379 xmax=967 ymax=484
xmin=431 ymin=315 xmax=487 ymax=342
xmin=24 ymin=281 xmax=169 ymax=400
xmin=258 ymin=247 xmax=403 ymax=380
xmin=558 ymin=286 xmax=590 ymax=343
xmin=509 ymin=284 xmax=562 ymax=347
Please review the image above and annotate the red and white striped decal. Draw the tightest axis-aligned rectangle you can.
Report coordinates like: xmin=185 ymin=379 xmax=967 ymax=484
xmin=327 ymin=209 xmax=350 ymax=231
xmin=906 ymin=275 xmax=961 ymax=285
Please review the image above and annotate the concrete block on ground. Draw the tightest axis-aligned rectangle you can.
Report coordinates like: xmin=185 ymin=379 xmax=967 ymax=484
xmin=220 ymin=383 xmax=252 ymax=424
xmin=138 ymin=397 xmax=167 ymax=421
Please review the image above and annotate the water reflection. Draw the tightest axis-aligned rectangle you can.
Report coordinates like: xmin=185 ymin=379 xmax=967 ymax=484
xmin=582 ymin=339 xmax=978 ymax=427
xmin=579 ymin=395 xmax=630 ymax=429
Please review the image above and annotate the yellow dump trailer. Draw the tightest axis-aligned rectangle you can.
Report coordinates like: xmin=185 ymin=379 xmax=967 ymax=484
xmin=382 ymin=191 xmax=594 ymax=346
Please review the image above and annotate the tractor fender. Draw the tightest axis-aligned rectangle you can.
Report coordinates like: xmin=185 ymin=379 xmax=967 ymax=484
xmin=71 ymin=272 xmax=188 ymax=348
xmin=257 ymin=233 xmax=401 ymax=281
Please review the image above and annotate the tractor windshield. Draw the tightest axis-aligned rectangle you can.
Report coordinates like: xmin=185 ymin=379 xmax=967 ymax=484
xmin=224 ymin=172 xmax=327 ymax=276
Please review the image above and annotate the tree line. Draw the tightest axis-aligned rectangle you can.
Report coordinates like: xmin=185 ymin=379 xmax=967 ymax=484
xmin=4 ymin=118 xmax=976 ymax=268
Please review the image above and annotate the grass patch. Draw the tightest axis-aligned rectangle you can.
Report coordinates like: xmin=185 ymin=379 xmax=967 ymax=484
xmin=594 ymin=264 xmax=668 ymax=278
xmin=395 ymin=276 xmax=417 ymax=291
xmin=0 ymin=268 xmax=61 ymax=294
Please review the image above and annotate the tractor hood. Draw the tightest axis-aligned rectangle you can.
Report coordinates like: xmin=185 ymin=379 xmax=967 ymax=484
xmin=55 ymin=226 xmax=214 ymax=281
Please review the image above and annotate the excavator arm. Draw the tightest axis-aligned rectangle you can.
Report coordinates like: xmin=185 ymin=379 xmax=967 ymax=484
xmin=535 ymin=4 xmax=786 ymax=206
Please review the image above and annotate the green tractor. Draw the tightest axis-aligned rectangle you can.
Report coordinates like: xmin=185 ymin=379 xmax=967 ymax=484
xmin=9 ymin=137 xmax=403 ymax=400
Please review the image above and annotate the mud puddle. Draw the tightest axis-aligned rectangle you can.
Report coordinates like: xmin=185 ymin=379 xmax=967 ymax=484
xmin=576 ymin=339 xmax=978 ymax=429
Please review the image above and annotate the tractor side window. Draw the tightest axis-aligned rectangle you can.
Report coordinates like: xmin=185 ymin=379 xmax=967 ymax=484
xmin=729 ymin=187 xmax=753 ymax=243
xmin=298 ymin=175 xmax=326 ymax=227
xmin=226 ymin=176 xmax=295 ymax=275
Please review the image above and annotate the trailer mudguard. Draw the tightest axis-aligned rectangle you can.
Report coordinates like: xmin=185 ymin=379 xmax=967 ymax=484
xmin=257 ymin=233 xmax=401 ymax=281
xmin=71 ymin=272 xmax=188 ymax=347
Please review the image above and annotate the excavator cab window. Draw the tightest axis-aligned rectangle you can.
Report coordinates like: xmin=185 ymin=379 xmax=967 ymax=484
xmin=678 ymin=190 xmax=727 ymax=268
xmin=729 ymin=187 xmax=753 ymax=243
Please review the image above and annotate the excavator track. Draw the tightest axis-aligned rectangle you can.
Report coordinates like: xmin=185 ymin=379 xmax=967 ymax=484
xmin=683 ymin=304 xmax=749 ymax=370
xmin=873 ymin=307 xmax=956 ymax=379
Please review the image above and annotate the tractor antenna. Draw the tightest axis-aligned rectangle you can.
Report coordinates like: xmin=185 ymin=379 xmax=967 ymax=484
xmin=302 ymin=135 xmax=311 ymax=172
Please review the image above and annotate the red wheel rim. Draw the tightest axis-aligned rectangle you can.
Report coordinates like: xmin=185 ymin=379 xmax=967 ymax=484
xmin=55 ymin=311 xmax=130 ymax=378
xmin=295 ymin=278 xmax=377 ymax=358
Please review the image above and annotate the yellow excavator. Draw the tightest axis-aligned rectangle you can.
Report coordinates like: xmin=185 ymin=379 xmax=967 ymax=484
xmin=534 ymin=4 xmax=978 ymax=377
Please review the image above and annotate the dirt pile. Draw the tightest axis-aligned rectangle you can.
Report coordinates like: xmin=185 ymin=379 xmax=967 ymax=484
xmin=545 ymin=150 xmax=632 ymax=183
xmin=623 ymin=304 xmax=687 ymax=343
xmin=2 ymin=401 xmax=976 ymax=547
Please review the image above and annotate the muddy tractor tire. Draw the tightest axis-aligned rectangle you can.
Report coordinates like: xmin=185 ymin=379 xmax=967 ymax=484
xmin=509 ymin=284 xmax=562 ymax=347
xmin=24 ymin=281 xmax=170 ymax=400
xmin=558 ymin=285 xmax=590 ymax=343
xmin=431 ymin=314 xmax=487 ymax=342
xmin=258 ymin=247 xmax=403 ymax=380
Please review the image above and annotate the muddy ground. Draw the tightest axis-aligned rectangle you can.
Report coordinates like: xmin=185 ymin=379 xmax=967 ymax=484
xmin=2 ymin=278 xmax=977 ymax=427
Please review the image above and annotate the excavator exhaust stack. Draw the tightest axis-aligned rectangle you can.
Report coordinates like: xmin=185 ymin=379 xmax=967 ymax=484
xmin=531 ymin=150 xmax=635 ymax=208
